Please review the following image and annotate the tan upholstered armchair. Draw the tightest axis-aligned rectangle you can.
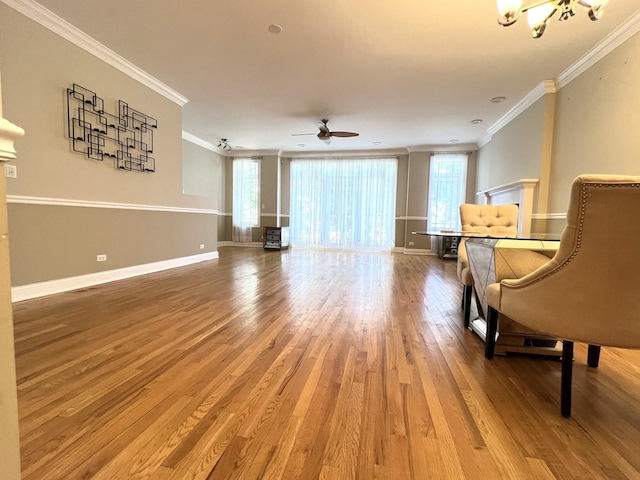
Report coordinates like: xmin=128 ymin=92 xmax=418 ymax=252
xmin=485 ymin=175 xmax=640 ymax=417
xmin=457 ymin=204 xmax=518 ymax=327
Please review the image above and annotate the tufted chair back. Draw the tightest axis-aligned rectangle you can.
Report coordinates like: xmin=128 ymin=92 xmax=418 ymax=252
xmin=456 ymin=203 xmax=519 ymax=327
xmin=459 ymin=203 xmax=519 ymax=237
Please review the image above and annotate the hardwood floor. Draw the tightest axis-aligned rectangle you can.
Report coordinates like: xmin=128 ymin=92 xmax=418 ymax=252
xmin=12 ymin=247 xmax=640 ymax=479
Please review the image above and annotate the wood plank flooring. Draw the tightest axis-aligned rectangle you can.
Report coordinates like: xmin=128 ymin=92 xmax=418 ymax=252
xmin=12 ymin=247 xmax=640 ymax=479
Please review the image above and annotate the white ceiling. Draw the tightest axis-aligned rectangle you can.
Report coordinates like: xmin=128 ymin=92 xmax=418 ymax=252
xmin=31 ymin=0 xmax=640 ymax=154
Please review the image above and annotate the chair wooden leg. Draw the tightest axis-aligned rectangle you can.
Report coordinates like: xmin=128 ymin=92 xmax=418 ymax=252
xmin=561 ymin=340 xmax=574 ymax=418
xmin=485 ymin=306 xmax=499 ymax=359
xmin=587 ymin=344 xmax=601 ymax=368
xmin=463 ymin=285 xmax=472 ymax=328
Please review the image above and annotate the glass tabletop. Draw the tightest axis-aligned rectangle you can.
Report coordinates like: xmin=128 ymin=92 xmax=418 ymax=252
xmin=413 ymin=230 xmax=562 ymax=241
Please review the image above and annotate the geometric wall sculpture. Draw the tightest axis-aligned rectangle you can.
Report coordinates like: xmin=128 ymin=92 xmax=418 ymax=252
xmin=66 ymin=83 xmax=157 ymax=172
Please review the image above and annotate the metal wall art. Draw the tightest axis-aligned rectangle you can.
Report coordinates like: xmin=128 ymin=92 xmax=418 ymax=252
xmin=66 ymin=83 xmax=157 ymax=172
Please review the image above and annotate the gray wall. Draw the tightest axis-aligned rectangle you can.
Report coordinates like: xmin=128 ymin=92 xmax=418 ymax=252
xmin=182 ymin=139 xmax=225 ymax=202
xmin=0 ymin=4 xmax=218 ymax=287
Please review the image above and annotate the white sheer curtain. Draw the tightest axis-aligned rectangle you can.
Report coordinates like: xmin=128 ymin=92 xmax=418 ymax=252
xmin=427 ymin=153 xmax=468 ymax=231
xmin=232 ymin=158 xmax=260 ymax=242
xmin=290 ymin=157 xmax=397 ymax=250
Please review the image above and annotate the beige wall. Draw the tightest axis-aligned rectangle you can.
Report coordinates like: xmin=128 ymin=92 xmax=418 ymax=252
xmin=478 ymin=30 xmax=640 ymax=235
xmin=182 ymin=139 xmax=225 ymax=204
xmin=0 ymin=5 xmax=218 ymax=288
xmin=477 ymin=96 xmax=546 ymax=193
xmin=548 ymin=31 xmax=640 ymax=212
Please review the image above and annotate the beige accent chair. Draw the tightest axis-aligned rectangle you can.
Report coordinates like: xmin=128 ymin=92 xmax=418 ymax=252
xmin=485 ymin=175 xmax=640 ymax=417
xmin=457 ymin=203 xmax=519 ymax=327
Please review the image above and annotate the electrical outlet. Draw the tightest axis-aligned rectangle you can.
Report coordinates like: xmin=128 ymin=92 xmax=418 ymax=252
xmin=97 ymin=254 xmax=107 ymax=262
xmin=199 ymin=244 xmax=205 ymax=249
xmin=4 ymin=164 xmax=17 ymax=178
xmin=409 ymin=241 xmax=415 ymax=246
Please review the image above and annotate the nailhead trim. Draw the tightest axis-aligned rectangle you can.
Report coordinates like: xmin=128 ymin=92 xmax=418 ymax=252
xmin=509 ymin=181 xmax=640 ymax=288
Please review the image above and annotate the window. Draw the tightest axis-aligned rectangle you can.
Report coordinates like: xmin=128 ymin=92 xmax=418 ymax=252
xmin=290 ymin=157 xmax=397 ymax=250
xmin=232 ymin=158 xmax=260 ymax=242
xmin=427 ymin=153 xmax=468 ymax=231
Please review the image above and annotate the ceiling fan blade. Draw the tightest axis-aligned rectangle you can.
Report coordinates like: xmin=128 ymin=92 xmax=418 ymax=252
xmin=329 ymin=131 xmax=359 ymax=137
xmin=291 ymin=133 xmax=317 ymax=136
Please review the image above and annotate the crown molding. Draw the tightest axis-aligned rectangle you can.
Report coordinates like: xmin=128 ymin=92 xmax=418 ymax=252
xmin=282 ymin=148 xmax=406 ymax=158
xmin=407 ymin=143 xmax=478 ymax=153
xmin=483 ymin=10 xmax=640 ymax=146
xmin=486 ymin=80 xmax=556 ymax=140
xmin=1 ymin=0 xmax=189 ymax=106
xmin=556 ymin=9 xmax=640 ymax=89
xmin=181 ymin=131 xmax=226 ymax=154
xmin=233 ymin=149 xmax=280 ymax=157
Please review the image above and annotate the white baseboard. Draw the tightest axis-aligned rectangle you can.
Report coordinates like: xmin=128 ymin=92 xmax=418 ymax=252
xmin=12 ymin=251 xmax=219 ymax=303
xmin=217 ymin=241 xmax=263 ymax=248
xmin=402 ymin=248 xmax=434 ymax=256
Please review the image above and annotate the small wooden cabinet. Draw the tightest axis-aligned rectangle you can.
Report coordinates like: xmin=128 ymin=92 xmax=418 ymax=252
xmin=263 ymin=226 xmax=290 ymax=250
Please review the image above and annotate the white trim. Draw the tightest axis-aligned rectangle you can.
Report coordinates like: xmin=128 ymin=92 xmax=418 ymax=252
xmin=7 ymin=195 xmax=218 ymax=215
xmin=217 ymin=241 xmax=263 ymax=248
xmin=486 ymin=81 xmax=556 ymax=139
xmin=218 ymin=212 xmax=232 ymax=217
xmin=401 ymin=248 xmax=433 ymax=256
xmin=476 ymin=178 xmax=539 ymax=197
xmin=233 ymin=149 xmax=280 ymax=157
xmin=285 ymin=149 xmax=406 ymax=158
xmin=12 ymin=251 xmax=219 ymax=302
xmin=556 ymin=10 xmax=640 ymax=89
xmin=182 ymin=131 xmax=220 ymax=153
xmin=483 ymin=12 xmax=640 ymax=144
xmin=397 ymin=216 xmax=428 ymax=221
xmin=531 ymin=213 xmax=567 ymax=220
xmin=260 ymin=213 xmax=278 ymax=218
xmin=1 ymin=0 xmax=188 ymax=106
xmin=0 ymin=118 xmax=25 ymax=161
xmin=476 ymin=179 xmax=539 ymax=237
xmin=407 ymin=144 xmax=478 ymax=153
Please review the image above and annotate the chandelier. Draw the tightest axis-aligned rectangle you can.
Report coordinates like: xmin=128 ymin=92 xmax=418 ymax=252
xmin=497 ymin=0 xmax=608 ymax=38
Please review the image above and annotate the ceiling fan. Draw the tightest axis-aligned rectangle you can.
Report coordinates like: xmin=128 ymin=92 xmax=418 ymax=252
xmin=292 ymin=119 xmax=359 ymax=144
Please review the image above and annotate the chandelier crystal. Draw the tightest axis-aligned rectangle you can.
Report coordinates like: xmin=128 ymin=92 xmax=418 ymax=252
xmin=497 ymin=0 xmax=609 ymax=38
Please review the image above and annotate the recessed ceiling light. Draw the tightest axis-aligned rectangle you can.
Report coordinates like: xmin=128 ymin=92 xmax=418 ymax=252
xmin=471 ymin=119 xmax=483 ymax=124
xmin=235 ymin=146 xmax=244 ymax=149
xmin=450 ymin=139 xmax=460 ymax=143
xmin=268 ymin=24 xmax=283 ymax=34
xmin=373 ymin=141 xmax=382 ymax=145
xmin=490 ymin=96 xmax=506 ymax=103
xmin=297 ymin=143 xmax=306 ymax=147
